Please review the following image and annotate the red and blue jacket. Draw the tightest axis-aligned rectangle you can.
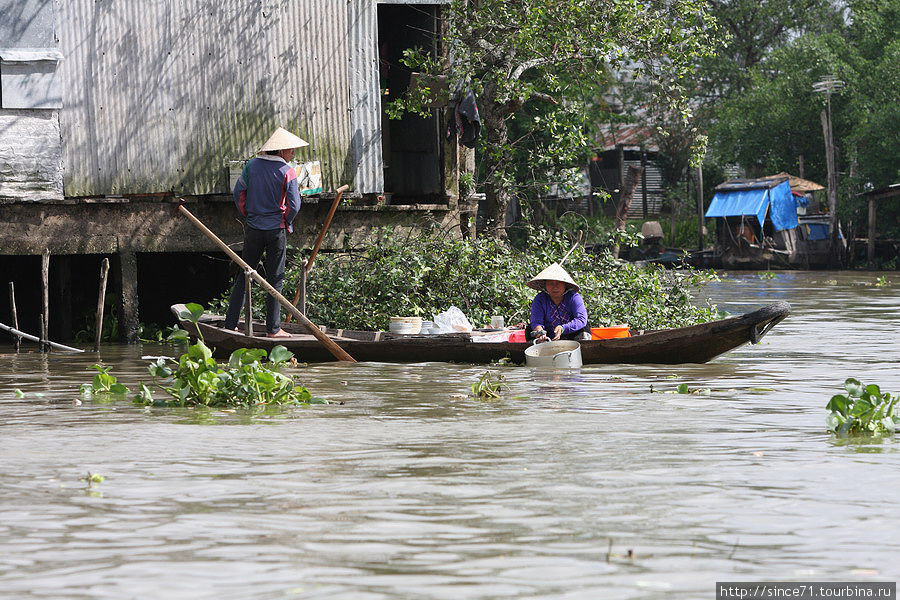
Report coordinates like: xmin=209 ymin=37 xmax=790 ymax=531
xmin=233 ymin=155 xmax=301 ymax=232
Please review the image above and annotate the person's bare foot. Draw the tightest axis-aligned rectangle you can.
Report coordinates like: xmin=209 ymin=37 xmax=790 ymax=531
xmin=266 ymin=329 xmax=291 ymax=338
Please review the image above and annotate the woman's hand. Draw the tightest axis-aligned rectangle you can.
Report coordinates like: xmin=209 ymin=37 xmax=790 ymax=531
xmin=532 ymin=326 xmax=549 ymax=343
xmin=552 ymin=325 xmax=564 ymax=341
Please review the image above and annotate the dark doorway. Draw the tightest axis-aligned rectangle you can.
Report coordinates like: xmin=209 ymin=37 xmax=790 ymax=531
xmin=377 ymin=3 xmax=443 ymax=203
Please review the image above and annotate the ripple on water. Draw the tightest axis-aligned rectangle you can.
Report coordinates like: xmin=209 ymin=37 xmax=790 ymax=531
xmin=0 ymin=271 xmax=898 ymax=597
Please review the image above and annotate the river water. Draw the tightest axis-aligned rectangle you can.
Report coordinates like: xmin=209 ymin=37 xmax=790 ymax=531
xmin=1 ymin=271 xmax=898 ymax=599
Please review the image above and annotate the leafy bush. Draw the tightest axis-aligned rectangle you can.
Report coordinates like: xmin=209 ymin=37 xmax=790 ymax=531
xmin=288 ymin=226 xmax=719 ymax=332
xmin=827 ymin=378 xmax=898 ymax=436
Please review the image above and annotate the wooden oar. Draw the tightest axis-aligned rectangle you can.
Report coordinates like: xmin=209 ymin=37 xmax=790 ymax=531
xmin=177 ymin=203 xmax=356 ymax=362
xmin=306 ymin=185 xmax=349 ymax=274
xmin=285 ymin=185 xmax=349 ymax=322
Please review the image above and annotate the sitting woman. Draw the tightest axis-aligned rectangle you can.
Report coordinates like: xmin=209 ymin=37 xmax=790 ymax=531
xmin=527 ymin=263 xmax=590 ymax=342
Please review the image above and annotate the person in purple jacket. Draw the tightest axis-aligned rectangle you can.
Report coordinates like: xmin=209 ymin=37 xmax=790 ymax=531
xmin=224 ymin=127 xmax=306 ymax=338
xmin=527 ymin=263 xmax=590 ymax=343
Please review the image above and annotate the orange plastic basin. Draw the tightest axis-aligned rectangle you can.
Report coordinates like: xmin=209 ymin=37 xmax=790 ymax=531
xmin=591 ymin=326 xmax=630 ymax=340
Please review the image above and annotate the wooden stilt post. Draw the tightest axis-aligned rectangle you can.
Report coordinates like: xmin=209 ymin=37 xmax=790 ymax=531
xmin=8 ymin=281 xmax=20 ymax=352
xmin=38 ymin=315 xmax=46 ymax=353
xmin=243 ymin=273 xmax=253 ymax=337
xmin=641 ymin=149 xmax=648 ymax=219
xmin=867 ymin=197 xmax=876 ymax=268
xmin=41 ymin=250 xmax=50 ymax=352
xmin=95 ymin=258 xmax=110 ymax=352
xmin=697 ymin=165 xmax=705 ymax=252
xmin=118 ymin=250 xmax=140 ymax=344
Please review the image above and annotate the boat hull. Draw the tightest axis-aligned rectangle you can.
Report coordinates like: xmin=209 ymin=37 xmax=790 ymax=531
xmin=172 ymin=302 xmax=790 ymax=365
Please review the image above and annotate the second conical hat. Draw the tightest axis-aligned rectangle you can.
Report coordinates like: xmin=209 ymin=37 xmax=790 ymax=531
xmin=259 ymin=127 xmax=309 ymax=152
xmin=526 ymin=263 xmax=579 ymax=292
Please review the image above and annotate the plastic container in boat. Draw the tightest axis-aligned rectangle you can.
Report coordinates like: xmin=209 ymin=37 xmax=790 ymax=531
xmin=508 ymin=329 xmax=527 ymax=343
xmin=524 ymin=340 xmax=583 ymax=368
xmin=590 ymin=325 xmax=630 ymax=339
xmin=389 ymin=317 xmax=422 ymax=334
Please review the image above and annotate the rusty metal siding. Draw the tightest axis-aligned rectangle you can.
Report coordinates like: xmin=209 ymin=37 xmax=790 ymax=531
xmin=58 ymin=0 xmax=352 ymax=197
xmin=348 ymin=0 xmax=384 ymax=194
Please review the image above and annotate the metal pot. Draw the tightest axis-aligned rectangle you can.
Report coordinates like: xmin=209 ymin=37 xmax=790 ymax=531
xmin=524 ymin=340 xmax=583 ymax=368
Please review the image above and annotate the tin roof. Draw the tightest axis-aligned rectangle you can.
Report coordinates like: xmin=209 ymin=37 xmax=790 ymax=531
xmin=759 ymin=172 xmax=824 ymax=193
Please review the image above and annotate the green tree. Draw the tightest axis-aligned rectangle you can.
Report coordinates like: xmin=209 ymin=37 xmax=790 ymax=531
xmin=394 ymin=0 xmax=718 ymax=238
xmin=708 ymin=0 xmax=900 ymax=237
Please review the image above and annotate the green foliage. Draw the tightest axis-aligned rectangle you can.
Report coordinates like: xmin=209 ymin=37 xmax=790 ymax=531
xmin=81 ymin=472 xmax=106 ymax=485
xmin=471 ymin=370 xmax=506 ymax=400
xmin=676 ymin=383 xmax=711 ymax=395
xmin=88 ymin=364 xmax=129 ymax=395
xmin=282 ymin=227 xmax=718 ymax=332
xmin=80 ymin=331 xmax=317 ymax=407
xmin=139 ymin=341 xmax=313 ymax=408
xmin=707 ymin=0 xmax=900 ymax=237
xmin=139 ymin=324 xmax=189 ymax=345
xmin=388 ymin=0 xmax=719 ymax=233
xmin=827 ymin=378 xmax=899 ymax=436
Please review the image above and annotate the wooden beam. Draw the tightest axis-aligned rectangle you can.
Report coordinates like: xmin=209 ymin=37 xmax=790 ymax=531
xmin=868 ymin=197 xmax=876 ymax=267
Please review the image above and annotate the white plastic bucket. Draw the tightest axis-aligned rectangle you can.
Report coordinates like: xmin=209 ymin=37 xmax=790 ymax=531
xmin=524 ymin=340 xmax=583 ymax=368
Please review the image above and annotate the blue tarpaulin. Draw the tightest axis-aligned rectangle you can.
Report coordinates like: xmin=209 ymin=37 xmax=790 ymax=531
xmin=705 ymin=180 xmax=798 ymax=231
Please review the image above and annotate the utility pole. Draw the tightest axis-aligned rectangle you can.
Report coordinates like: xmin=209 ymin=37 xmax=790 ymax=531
xmin=813 ymin=76 xmax=844 ymax=267
xmin=696 ymin=165 xmax=704 ymax=251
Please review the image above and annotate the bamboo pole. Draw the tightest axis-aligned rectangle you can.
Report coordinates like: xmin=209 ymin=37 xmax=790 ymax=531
xmin=286 ymin=185 xmax=349 ymax=321
xmin=94 ymin=258 xmax=110 ymax=352
xmin=177 ymin=203 xmax=355 ymax=362
xmin=0 ymin=321 xmax=84 ymax=352
xmin=297 ymin=260 xmax=308 ymax=316
xmin=243 ymin=272 xmax=253 ymax=337
xmin=9 ymin=282 xmax=20 ymax=352
xmin=41 ymin=250 xmax=50 ymax=352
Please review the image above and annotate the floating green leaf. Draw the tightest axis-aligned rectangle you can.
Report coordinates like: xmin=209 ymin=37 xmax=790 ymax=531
xmin=826 ymin=377 xmax=898 ymax=437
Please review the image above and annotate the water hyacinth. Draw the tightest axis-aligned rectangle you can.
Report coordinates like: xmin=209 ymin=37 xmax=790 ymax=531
xmin=826 ymin=378 xmax=898 ymax=436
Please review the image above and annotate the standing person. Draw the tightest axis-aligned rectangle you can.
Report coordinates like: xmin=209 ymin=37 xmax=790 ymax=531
xmin=224 ymin=127 xmax=307 ymax=338
xmin=526 ymin=263 xmax=589 ymax=342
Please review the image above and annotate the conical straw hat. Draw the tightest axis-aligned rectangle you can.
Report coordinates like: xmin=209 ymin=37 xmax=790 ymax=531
xmin=259 ymin=127 xmax=309 ymax=152
xmin=527 ymin=263 xmax=579 ymax=292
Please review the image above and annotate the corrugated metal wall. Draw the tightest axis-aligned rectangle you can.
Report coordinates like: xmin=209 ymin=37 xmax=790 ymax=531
xmin=348 ymin=0 xmax=384 ymax=194
xmin=58 ymin=0 xmax=359 ymax=196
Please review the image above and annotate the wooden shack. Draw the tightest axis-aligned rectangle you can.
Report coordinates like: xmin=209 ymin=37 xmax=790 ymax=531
xmin=0 ymin=0 xmax=462 ymax=342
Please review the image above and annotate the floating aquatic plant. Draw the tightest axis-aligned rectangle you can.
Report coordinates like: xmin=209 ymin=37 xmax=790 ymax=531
xmin=827 ymin=378 xmax=898 ymax=436
xmin=139 ymin=341 xmax=315 ymax=407
xmin=81 ymin=341 xmax=318 ymax=407
xmin=471 ymin=370 xmax=506 ymax=400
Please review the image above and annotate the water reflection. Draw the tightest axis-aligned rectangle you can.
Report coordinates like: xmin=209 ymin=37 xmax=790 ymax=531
xmin=0 ymin=271 xmax=898 ymax=597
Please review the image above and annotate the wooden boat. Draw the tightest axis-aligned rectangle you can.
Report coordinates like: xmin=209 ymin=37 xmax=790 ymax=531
xmin=171 ymin=302 xmax=790 ymax=365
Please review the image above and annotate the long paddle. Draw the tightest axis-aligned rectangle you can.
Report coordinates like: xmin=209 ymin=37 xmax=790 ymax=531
xmin=177 ymin=203 xmax=356 ymax=362
xmin=285 ymin=185 xmax=348 ymax=322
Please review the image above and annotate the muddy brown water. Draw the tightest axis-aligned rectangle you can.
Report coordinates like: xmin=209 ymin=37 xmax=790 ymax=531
xmin=1 ymin=271 xmax=898 ymax=599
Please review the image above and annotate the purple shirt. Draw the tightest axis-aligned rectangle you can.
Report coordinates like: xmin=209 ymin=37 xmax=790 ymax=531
xmin=233 ymin=155 xmax=301 ymax=232
xmin=530 ymin=290 xmax=588 ymax=336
